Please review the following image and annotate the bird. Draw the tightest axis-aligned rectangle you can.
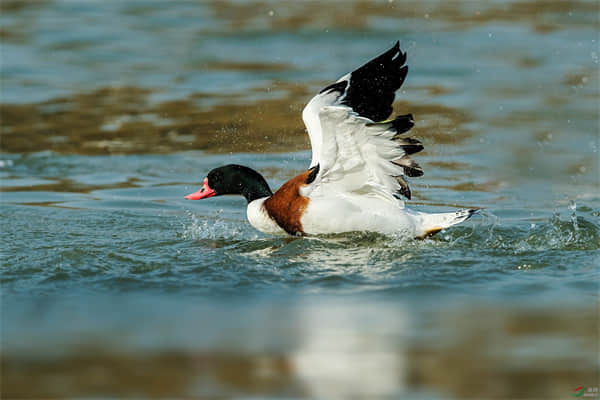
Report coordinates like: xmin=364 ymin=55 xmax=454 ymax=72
xmin=185 ymin=41 xmax=476 ymax=238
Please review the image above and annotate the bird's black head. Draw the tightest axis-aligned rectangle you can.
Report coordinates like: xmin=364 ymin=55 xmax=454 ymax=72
xmin=185 ymin=164 xmax=272 ymax=203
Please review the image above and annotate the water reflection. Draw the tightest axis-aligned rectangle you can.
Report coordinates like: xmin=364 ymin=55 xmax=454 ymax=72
xmin=2 ymin=296 xmax=596 ymax=399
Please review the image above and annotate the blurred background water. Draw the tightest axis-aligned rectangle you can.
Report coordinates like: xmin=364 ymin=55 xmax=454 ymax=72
xmin=1 ymin=1 xmax=599 ymax=399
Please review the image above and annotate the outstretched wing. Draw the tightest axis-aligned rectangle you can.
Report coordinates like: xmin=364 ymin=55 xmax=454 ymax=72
xmin=301 ymin=106 xmax=422 ymax=203
xmin=302 ymin=41 xmax=409 ymax=169
xmin=301 ymin=41 xmax=422 ymax=200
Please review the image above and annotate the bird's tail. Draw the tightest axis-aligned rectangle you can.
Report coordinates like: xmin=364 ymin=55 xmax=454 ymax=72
xmin=414 ymin=209 xmax=478 ymax=239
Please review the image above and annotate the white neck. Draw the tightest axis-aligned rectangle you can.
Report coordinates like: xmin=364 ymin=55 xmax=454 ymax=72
xmin=246 ymin=197 xmax=286 ymax=235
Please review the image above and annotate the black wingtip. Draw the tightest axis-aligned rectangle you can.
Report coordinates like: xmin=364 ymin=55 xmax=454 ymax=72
xmin=339 ymin=40 xmax=409 ymax=122
xmin=390 ymin=113 xmax=414 ymax=135
xmin=395 ymin=175 xmax=411 ymax=200
xmin=395 ymin=137 xmax=423 ymax=155
xmin=398 ymin=64 xmax=408 ymax=83
xmin=319 ymin=80 xmax=348 ymax=95
xmin=391 ymin=41 xmax=406 ymax=62
xmin=305 ymin=164 xmax=320 ymax=184
xmin=386 ymin=41 xmax=404 ymax=62
xmin=399 ymin=188 xmax=411 ymax=200
xmin=393 ymin=157 xmax=423 ymax=178
xmin=396 ymin=51 xmax=407 ymax=66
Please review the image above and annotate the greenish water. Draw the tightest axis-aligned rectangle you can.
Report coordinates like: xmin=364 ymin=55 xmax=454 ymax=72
xmin=2 ymin=150 xmax=598 ymax=398
xmin=1 ymin=1 xmax=599 ymax=399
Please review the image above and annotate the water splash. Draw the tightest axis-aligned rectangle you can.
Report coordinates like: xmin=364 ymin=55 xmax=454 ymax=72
xmin=569 ymin=199 xmax=579 ymax=231
xmin=444 ymin=204 xmax=599 ymax=253
xmin=181 ymin=211 xmax=258 ymax=241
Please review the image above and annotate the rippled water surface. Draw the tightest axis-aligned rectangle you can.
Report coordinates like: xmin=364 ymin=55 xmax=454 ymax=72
xmin=1 ymin=1 xmax=599 ymax=399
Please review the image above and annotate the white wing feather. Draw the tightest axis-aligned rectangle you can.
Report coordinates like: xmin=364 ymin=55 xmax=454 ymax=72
xmin=301 ymin=106 xmax=407 ymax=205
xmin=302 ymin=78 xmax=348 ymax=169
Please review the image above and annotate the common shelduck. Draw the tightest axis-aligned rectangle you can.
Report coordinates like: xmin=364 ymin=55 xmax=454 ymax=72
xmin=186 ymin=41 xmax=476 ymax=238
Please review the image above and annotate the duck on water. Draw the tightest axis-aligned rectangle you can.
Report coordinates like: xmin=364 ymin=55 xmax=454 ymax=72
xmin=185 ymin=41 xmax=476 ymax=238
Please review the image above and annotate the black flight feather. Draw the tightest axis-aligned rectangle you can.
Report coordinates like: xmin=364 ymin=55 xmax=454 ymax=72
xmin=319 ymin=81 xmax=348 ymax=95
xmin=395 ymin=175 xmax=412 ymax=200
xmin=394 ymin=137 xmax=424 ymax=155
xmin=341 ymin=41 xmax=408 ymax=122
xmin=393 ymin=156 xmax=424 ymax=177
xmin=390 ymin=113 xmax=414 ymax=136
xmin=305 ymin=164 xmax=320 ymax=184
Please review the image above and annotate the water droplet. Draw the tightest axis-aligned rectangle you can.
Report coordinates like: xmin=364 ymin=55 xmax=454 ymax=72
xmin=569 ymin=200 xmax=579 ymax=231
